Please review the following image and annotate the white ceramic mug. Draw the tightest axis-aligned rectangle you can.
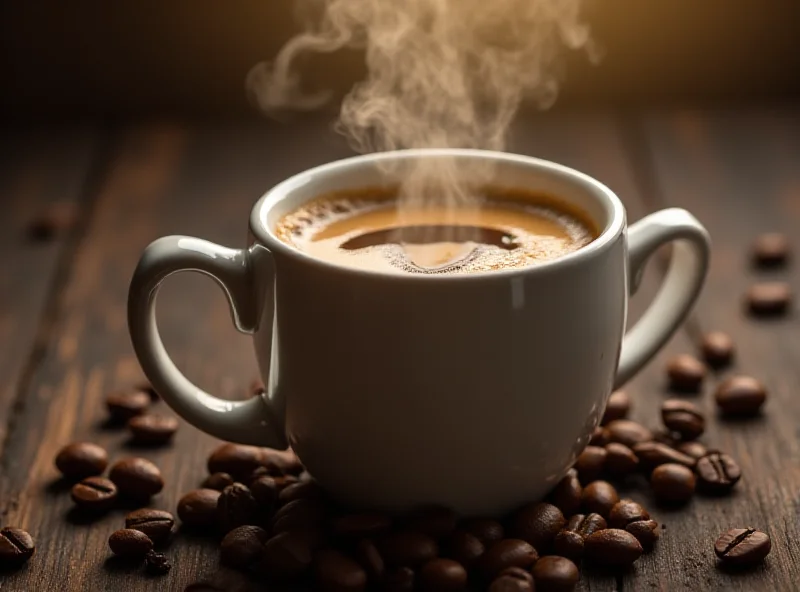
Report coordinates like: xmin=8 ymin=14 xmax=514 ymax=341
xmin=128 ymin=149 xmax=709 ymax=515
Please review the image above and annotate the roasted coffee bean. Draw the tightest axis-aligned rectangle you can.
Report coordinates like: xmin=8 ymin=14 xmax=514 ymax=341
xmin=695 ymin=452 xmax=741 ymax=494
xmin=447 ymin=531 xmax=485 ymax=566
xmin=552 ymin=530 xmax=584 ymax=562
xmin=574 ymin=513 xmax=607 ymax=537
xmin=207 ymin=444 xmax=266 ymax=481
xmin=581 ymin=481 xmax=619 ymax=517
xmin=715 ymin=376 xmax=767 ymax=416
xmin=746 ymin=282 xmax=791 ymax=316
xmin=608 ymin=500 xmax=650 ymax=529
xmin=752 ymin=232 xmax=790 ymax=267
xmin=478 ymin=539 xmax=538 ymax=580
xmin=460 ymin=518 xmax=504 ymax=545
xmin=333 ymin=512 xmax=393 ymax=539
xmin=574 ymin=446 xmax=607 ymax=483
xmin=259 ymin=530 xmax=318 ymax=580
xmin=510 ymin=502 xmax=565 ymax=551
xmin=382 ymin=567 xmax=415 ymax=591
xmin=70 ymin=476 xmax=117 ymax=511
xmin=273 ymin=474 xmax=300 ymax=490
xmin=602 ymin=391 xmax=630 ymax=425
xmin=488 ymin=567 xmax=535 ymax=592
xmin=532 ymin=555 xmax=579 ymax=592
xmin=584 ymin=529 xmax=643 ymax=567
xmin=625 ymin=519 xmax=659 ymax=551
xmin=108 ymin=528 xmax=153 ymax=557
xmin=661 ymin=399 xmax=705 ymax=440
xmin=666 ymin=354 xmax=707 ymax=392
xmin=700 ymin=331 xmax=735 ymax=368
xmin=589 ymin=426 xmax=610 ymax=447
xmin=144 ymin=550 xmax=171 ymax=575
xmin=263 ymin=447 xmax=304 ymax=476
xmin=55 ymin=442 xmax=108 ymax=480
xmin=676 ymin=440 xmax=708 ymax=460
xmin=272 ymin=498 xmax=328 ymax=534
xmin=250 ymin=475 xmax=279 ymax=514
xmin=109 ymin=457 xmax=164 ymax=499
xmin=279 ymin=480 xmax=325 ymax=504
xmin=378 ymin=531 xmax=439 ymax=567
xmin=418 ymin=558 xmax=468 ymax=591
xmin=407 ymin=506 xmax=458 ymax=539
xmin=652 ymin=429 xmax=680 ymax=447
xmin=125 ymin=509 xmax=175 ymax=543
xmin=218 ymin=483 xmax=259 ymax=533
xmin=177 ymin=489 xmax=222 ymax=527
xmin=651 ymin=463 xmax=696 ymax=503
xmin=549 ymin=469 xmax=582 ymax=516
xmin=633 ymin=441 xmax=696 ymax=470
xmin=356 ymin=539 xmax=385 ymax=580
xmin=0 ymin=527 xmax=35 ymax=568
xmin=606 ymin=420 xmax=653 ymax=448
xmin=604 ymin=443 xmax=639 ymax=476
xmin=714 ymin=528 xmax=771 ymax=567
xmin=315 ymin=549 xmax=368 ymax=592
xmin=106 ymin=391 xmax=151 ymax=422
xmin=136 ymin=380 xmax=159 ymax=401
xmin=202 ymin=472 xmax=234 ymax=491
xmin=127 ymin=414 xmax=179 ymax=445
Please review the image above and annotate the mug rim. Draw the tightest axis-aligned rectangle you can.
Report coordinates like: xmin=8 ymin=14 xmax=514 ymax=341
xmin=250 ymin=148 xmax=626 ymax=281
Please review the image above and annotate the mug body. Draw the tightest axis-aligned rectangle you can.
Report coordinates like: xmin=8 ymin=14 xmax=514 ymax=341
xmin=249 ymin=149 xmax=627 ymax=515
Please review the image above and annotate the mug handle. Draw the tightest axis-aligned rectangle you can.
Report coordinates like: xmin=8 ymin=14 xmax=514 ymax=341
xmin=127 ymin=236 xmax=286 ymax=447
xmin=615 ymin=208 xmax=710 ymax=388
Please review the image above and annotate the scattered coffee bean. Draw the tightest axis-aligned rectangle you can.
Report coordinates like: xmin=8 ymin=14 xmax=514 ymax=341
xmin=136 ymin=380 xmax=159 ymax=401
xmin=625 ymin=519 xmax=659 ymax=551
xmin=661 ymin=399 xmax=705 ymax=440
xmin=633 ymin=441 xmax=696 ymax=471
xmin=604 ymin=443 xmax=639 ymax=476
xmin=746 ymin=282 xmax=791 ymax=316
xmin=581 ymin=481 xmax=619 ymax=517
xmin=606 ymin=420 xmax=653 ymax=448
xmin=207 ymin=443 xmax=266 ymax=481
xmin=602 ymin=391 xmax=630 ymax=425
xmin=273 ymin=474 xmax=300 ymax=491
xmin=651 ymin=463 xmax=696 ymax=504
xmin=217 ymin=483 xmax=259 ymax=533
xmin=378 ymin=531 xmax=439 ymax=568
xmin=532 ymin=555 xmax=579 ymax=591
xmin=460 ymin=518 xmax=504 ymax=546
xmin=589 ymin=426 xmax=610 ymax=447
xmin=584 ymin=528 xmax=643 ymax=567
xmin=510 ymin=502 xmax=565 ymax=551
xmin=125 ymin=509 xmax=175 ymax=543
xmin=106 ymin=391 xmax=151 ymax=422
xmin=315 ymin=549 xmax=368 ymax=592
xmin=70 ymin=476 xmax=117 ymax=512
xmin=666 ymin=354 xmax=707 ymax=392
xmin=108 ymin=528 xmax=153 ymax=557
xmin=177 ymin=489 xmax=222 ymax=528
xmin=0 ymin=527 xmax=35 ymax=568
xmin=488 ymin=567 xmax=534 ymax=592
xmin=574 ymin=446 xmax=607 ymax=483
xmin=700 ymin=331 xmax=735 ymax=368
xmin=752 ymin=232 xmax=790 ymax=267
xmin=279 ymin=480 xmax=325 ymax=505
xmin=478 ymin=539 xmax=538 ymax=580
xmin=550 ymin=469 xmax=582 ymax=517
xmin=676 ymin=440 xmax=708 ymax=460
xmin=418 ymin=558 xmax=468 ymax=591
xmin=250 ymin=475 xmax=279 ymax=514
xmin=144 ymin=550 xmax=171 ymax=575
xmin=608 ymin=500 xmax=650 ymax=529
xmin=695 ymin=452 xmax=741 ymax=494
xmin=447 ymin=531 xmax=485 ymax=566
xmin=574 ymin=513 xmax=608 ymax=537
xmin=272 ymin=498 xmax=328 ymax=534
xmin=407 ymin=506 xmax=458 ymax=540
xmin=263 ymin=447 xmax=304 ymax=476
xmin=55 ymin=442 xmax=108 ymax=480
xmin=652 ymin=429 xmax=680 ymax=447
xmin=714 ymin=528 xmax=771 ymax=567
xmin=355 ymin=539 xmax=384 ymax=581
xmin=258 ymin=530 xmax=318 ymax=580
xmin=127 ymin=414 xmax=179 ymax=445
xmin=333 ymin=512 xmax=393 ymax=539
xmin=202 ymin=472 xmax=234 ymax=491
xmin=715 ymin=376 xmax=767 ymax=416
xmin=382 ymin=566 xmax=416 ymax=591
xmin=553 ymin=530 xmax=584 ymax=562
xmin=109 ymin=457 xmax=164 ymax=499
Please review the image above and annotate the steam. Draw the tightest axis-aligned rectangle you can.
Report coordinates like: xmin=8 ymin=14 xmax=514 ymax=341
xmin=247 ymin=0 xmax=597 ymax=210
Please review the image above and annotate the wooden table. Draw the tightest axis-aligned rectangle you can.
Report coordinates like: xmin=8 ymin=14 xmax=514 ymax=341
xmin=1 ymin=108 xmax=798 ymax=591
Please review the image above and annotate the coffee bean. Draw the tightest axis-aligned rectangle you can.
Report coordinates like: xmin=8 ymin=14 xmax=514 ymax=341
xmin=574 ymin=513 xmax=607 ymax=537
xmin=488 ymin=567 xmax=535 ymax=592
xmin=109 ymin=457 xmax=164 ymax=499
xmin=510 ymin=502 xmax=565 ymax=551
xmin=652 ymin=429 xmax=680 ymax=447
xmin=106 ymin=391 xmax=151 ymax=422
xmin=714 ymin=528 xmax=771 ymax=567
xmin=0 ymin=527 xmax=35 ymax=568
xmin=418 ymin=558 xmax=468 ymax=591
xmin=549 ymin=469 xmax=582 ymax=516
xmin=746 ymin=282 xmax=791 ymax=316
xmin=532 ymin=555 xmax=579 ymax=591
xmin=250 ymin=475 xmax=279 ymax=514
xmin=407 ymin=506 xmax=458 ymax=539
xmin=581 ymin=481 xmax=619 ymax=517
xmin=258 ymin=530 xmax=318 ymax=580
xmin=661 ymin=399 xmax=705 ymax=440
xmin=144 ymin=550 xmax=171 ymax=575
xmin=333 ymin=512 xmax=393 ymax=539
xmin=602 ymin=390 xmax=630 ymax=425
xmin=70 ymin=476 xmax=117 ymax=511
xmin=608 ymin=500 xmax=650 ymax=529
xmin=108 ymin=528 xmax=153 ymax=557
xmin=552 ymin=530 xmax=584 ymax=562
xmin=55 ymin=442 xmax=108 ymax=480
xmin=378 ymin=531 xmax=439 ymax=567
xmin=381 ymin=567 xmax=415 ymax=591
xmin=695 ymin=451 xmax=741 ymax=494
xmin=218 ymin=483 xmax=259 ymax=533
xmin=273 ymin=474 xmax=300 ymax=490
xmin=604 ymin=443 xmax=639 ymax=476
xmin=315 ymin=549 xmax=368 ymax=592
xmin=700 ymin=331 xmax=735 ymax=368
xmin=574 ymin=446 xmax=606 ymax=483
xmin=478 ymin=539 xmax=538 ymax=580
xmin=135 ymin=380 xmax=159 ymax=401
xmin=356 ymin=539 xmax=384 ymax=581
xmin=177 ymin=489 xmax=222 ymax=527
xmin=279 ymin=480 xmax=325 ymax=505
xmin=625 ymin=519 xmax=659 ymax=551
xmin=633 ymin=441 xmax=696 ymax=470
xmin=263 ymin=447 xmax=304 ymax=476
xmin=651 ymin=463 xmax=695 ymax=503
xmin=666 ymin=354 xmax=707 ymax=392
xmin=125 ymin=508 xmax=175 ymax=543
xmin=606 ymin=420 xmax=653 ymax=448
xmin=447 ymin=531 xmax=485 ymax=566
xmin=250 ymin=378 xmax=265 ymax=396
xmin=460 ymin=518 xmax=504 ymax=545
xmin=127 ymin=414 xmax=179 ymax=445
xmin=752 ymin=232 xmax=790 ymax=267
xmin=589 ymin=426 xmax=610 ymax=447
xmin=207 ymin=443 xmax=266 ymax=481
xmin=202 ymin=472 xmax=234 ymax=491
xmin=272 ymin=498 xmax=328 ymax=534
xmin=584 ymin=528 xmax=643 ymax=567
xmin=676 ymin=440 xmax=708 ymax=460
xmin=715 ymin=376 xmax=767 ymax=416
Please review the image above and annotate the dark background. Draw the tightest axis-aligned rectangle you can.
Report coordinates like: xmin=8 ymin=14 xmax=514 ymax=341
xmin=2 ymin=0 xmax=799 ymax=121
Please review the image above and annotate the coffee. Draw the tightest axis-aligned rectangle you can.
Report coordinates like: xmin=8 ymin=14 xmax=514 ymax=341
xmin=275 ymin=187 xmax=596 ymax=274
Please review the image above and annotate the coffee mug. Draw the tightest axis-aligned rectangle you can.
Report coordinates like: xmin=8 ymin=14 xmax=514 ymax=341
xmin=128 ymin=149 xmax=709 ymax=515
